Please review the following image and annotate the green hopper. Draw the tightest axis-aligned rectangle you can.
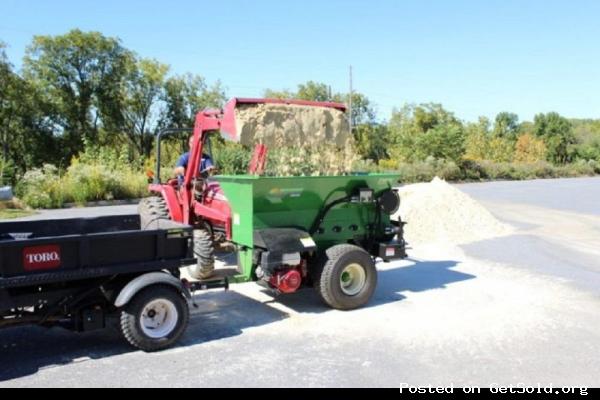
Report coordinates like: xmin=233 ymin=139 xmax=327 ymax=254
xmin=214 ymin=173 xmax=407 ymax=310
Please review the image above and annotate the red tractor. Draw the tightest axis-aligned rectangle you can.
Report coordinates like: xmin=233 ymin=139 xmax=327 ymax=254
xmin=140 ymin=98 xmax=347 ymax=279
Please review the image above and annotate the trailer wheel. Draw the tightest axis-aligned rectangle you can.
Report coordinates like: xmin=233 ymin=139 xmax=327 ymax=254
xmin=313 ymin=244 xmax=377 ymax=311
xmin=139 ymin=197 xmax=170 ymax=229
xmin=120 ymin=285 xmax=189 ymax=352
xmin=190 ymin=229 xmax=215 ymax=280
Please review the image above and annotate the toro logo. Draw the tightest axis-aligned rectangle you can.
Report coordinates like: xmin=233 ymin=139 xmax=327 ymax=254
xmin=23 ymin=245 xmax=61 ymax=271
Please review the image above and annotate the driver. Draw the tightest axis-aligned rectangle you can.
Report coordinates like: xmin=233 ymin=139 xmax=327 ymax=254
xmin=173 ymin=136 xmax=215 ymax=181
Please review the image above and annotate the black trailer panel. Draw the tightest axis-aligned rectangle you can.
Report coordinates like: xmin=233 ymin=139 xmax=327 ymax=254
xmin=0 ymin=215 xmax=194 ymax=285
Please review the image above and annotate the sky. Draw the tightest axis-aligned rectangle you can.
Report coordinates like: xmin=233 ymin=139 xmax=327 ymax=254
xmin=1 ymin=0 xmax=599 ymax=122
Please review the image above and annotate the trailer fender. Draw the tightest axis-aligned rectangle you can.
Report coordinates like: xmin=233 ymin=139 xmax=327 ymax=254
xmin=114 ymin=272 xmax=191 ymax=308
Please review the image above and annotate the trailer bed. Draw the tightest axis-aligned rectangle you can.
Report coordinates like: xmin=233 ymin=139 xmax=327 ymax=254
xmin=0 ymin=215 xmax=195 ymax=289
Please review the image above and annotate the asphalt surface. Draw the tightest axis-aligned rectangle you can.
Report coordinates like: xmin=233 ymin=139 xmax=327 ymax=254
xmin=14 ymin=204 xmax=137 ymax=221
xmin=1 ymin=177 xmax=599 ymax=388
xmin=458 ymin=177 xmax=600 ymax=295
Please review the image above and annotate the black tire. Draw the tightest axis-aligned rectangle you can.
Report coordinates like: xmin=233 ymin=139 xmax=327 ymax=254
xmin=120 ymin=285 xmax=189 ymax=352
xmin=139 ymin=196 xmax=170 ymax=229
xmin=313 ymin=244 xmax=378 ymax=310
xmin=190 ymin=229 xmax=215 ymax=280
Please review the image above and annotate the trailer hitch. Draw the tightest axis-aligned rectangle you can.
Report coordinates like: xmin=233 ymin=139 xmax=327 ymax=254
xmin=183 ymin=278 xmax=230 ymax=308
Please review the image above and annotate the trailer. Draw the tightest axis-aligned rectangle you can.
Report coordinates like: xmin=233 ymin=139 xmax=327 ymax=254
xmin=0 ymin=215 xmax=212 ymax=352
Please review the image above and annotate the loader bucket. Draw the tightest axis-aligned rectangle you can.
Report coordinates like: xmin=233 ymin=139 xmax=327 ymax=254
xmin=220 ymin=98 xmax=350 ymax=148
xmin=215 ymin=174 xmax=400 ymax=250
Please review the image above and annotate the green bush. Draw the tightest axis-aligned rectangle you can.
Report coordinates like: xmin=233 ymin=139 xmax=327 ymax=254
xmin=379 ymin=157 xmax=462 ymax=183
xmin=16 ymin=136 xmax=600 ymax=209
xmin=264 ymin=144 xmax=360 ymax=176
xmin=65 ymin=161 xmax=147 ymax=204
xmin=211 ymin=141 xmax=252 ymax=175
xmin=351 ymin=158 xmax=378 ymax=173
xmin=468 ymin=160 xmax=556 ymax=181
xmin=588 ymin=159 xmax=600 ymax=174
xmin=17 ymin=144 xmax=148 ymax=209
xmin=554 ymin=160 xmax=596 ymax=178
xmin=17 ymin=162 xmax=148 ymax=209
xmin=373 ymin=157 xmax=599 ymax=183
xmin=16 ymin=164 xmax=65 ymax=208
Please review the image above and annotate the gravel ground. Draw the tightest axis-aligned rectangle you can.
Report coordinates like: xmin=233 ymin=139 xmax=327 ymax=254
xmin=1 ymin=177 xmax=599 ymax=388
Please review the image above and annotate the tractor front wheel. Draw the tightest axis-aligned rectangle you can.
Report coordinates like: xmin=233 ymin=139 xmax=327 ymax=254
xmin=190 ymin=229 xmax=215 ymax=280
xmin=139 ymin=196 xmax=170 ymax=229
xmin=313 ymin=244 xmax=378 ymax=311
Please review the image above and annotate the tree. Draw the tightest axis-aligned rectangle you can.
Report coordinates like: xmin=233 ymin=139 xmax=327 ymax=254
xmin=336 ymin=92 xmax=377 ymax=127
xmin=413 ymin=104 xmax=459 ymax=132
xmin=464 ymin=117 xmax=491 ymax=161
xmin=296 ymin=81 xmax=331 ymax=102
xmin=533 ymin=112 xmax=576 ymax=164
xmin=160 ymin=73 xmax=226 ymax=129
xmin=388 ymin=104 xmax=465 ymax=162
xmin=264 ymin=81 xmax=377 ymax=133
xmin=24 ymin=29 xmax=134 ymax=158
xmin=121 ymin=58 xmax=169 ymax=156
xmin=353 ymin=123 xmax=391 ymax=162
xmin=0 ymin=42 xmax=57 ymax=181
xmin=571 ymin=119 xmax=600 ymax=162
xmin=263 ymin=88 xmax=295 ymax=99
xmin=0 ymin=42 xmax=16 ymax=182
xmin=514 ymin=134 xmax=547 ymax=162
xmin=416 ymin=124 xmax=465 ymax=162
xmin=264 ymin=82 xmax=331 ymax=102
xmin=493 ymin=112 xmax=519 ymax=139
xmin=486 ymin=137 xmax=514 ymax=162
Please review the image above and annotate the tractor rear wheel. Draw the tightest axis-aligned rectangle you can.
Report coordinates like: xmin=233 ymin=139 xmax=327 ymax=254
xmin=139 ymin=197 xmax=170 ymax=229
xmin=190 ymin=229 xmax=215 ymax=280
xmin=313 ymin=244 xmax=378 ymax=310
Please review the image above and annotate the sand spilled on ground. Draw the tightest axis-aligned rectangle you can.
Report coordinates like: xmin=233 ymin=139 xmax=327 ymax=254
xmin=394 ymin=177 xmax=513 ymax=245
xmin=234 ymin=103 xmax=351 ymax=148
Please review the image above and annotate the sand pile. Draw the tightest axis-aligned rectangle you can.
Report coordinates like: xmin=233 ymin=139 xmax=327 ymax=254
xmin=394 ymin=177 xmax=513 ymax=245
xmin=234 ymin=103 xmax=351 ymax=148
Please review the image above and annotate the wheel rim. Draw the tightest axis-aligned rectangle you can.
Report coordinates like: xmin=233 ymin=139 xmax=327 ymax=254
xmin=139 ymin=299 xmax=179 ymax=339
xmin=340 ymin=263 xmax=367 ymax=296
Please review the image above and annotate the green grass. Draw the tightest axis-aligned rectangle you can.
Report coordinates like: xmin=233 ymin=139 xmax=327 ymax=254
xmin=0 ymin=199 xmax=35 ymax=219
xmin=0 ymin=208 xmax=35 ymax=219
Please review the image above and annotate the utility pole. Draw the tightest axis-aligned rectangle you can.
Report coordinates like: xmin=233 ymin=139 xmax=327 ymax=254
xmin=349 ymin=65 xmax=354 ymax=134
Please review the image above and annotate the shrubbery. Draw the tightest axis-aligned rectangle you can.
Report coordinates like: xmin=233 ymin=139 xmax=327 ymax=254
xmin=16 ymin=145 xmax=147 ymax=209
xmin=352 ymin=157 xmax=598 ymax=184
xmin=378 ymin=157 xmax=461 ymax=182
xmin=15 ymin=139 xmax=367 ymax=208
xmin=15 ymin=151 xmax=600 ymax=209
xmin=209 ymin=140 xmax=361 ymax=177
xmin=17 ymin=164 xmax=63 ymax=209
xmin=265 ymin=145 xmax=360 ymax=177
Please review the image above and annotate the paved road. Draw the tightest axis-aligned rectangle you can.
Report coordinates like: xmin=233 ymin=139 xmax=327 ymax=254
xmin=1 ymin=178 xmax=599 ymax=388
xmin=13 ymin=204 xmax=137 ymax=221
xmin=459 ymin=177 xmax=600 ymax=216
xmin=458 ymin=177 xmax=600 ymax=295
